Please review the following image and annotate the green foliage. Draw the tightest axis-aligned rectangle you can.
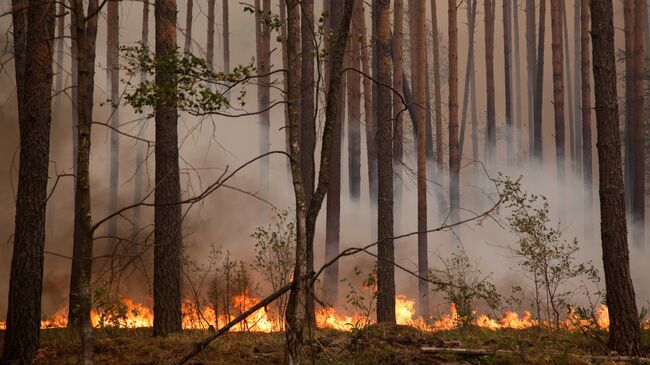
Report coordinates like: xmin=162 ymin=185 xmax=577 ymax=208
xmin=340 ymin=266 xmax=377 ymax=329
xmin=93 ymin=286 xmax=139 ymax=329
xmin=121 ymin=44 xmax=254 ymax=115
xmin=430 ymin=249 xmax=501 ymax=328
xmin=497 ymin=175 xmax=600 ymax=326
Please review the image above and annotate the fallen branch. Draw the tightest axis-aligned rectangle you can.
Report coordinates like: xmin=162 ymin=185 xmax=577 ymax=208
xmin=421 ymin=347 xmax=650 ymax=363
xmin=175 ymin=281 xmax=295 ymax=365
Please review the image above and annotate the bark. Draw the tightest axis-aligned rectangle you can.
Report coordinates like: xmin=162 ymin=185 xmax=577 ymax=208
xmin=525 ymin=0 xmax=535 ymax=157
xmin=184 ymin=0 xmax=192 ymax=52
xmin=503 ymin=0 xmax=514 ymax=164
xmin=590 ymin=0 xmax=641 ymax=355
xmin=300 ymin=0 xmax=316 ymax=324
xmin=630 ymin=0 xmax=646 ymax=246
xmin=393 ymin=0 xmax=403 ymax=210
xmin=256 ymin=0 xmax=271 ymax=190
xmin=551 ymin=0 xmax=565 ymax=185
xmin=207 ymin=0 xmax=215 ymax=68
xmin=533 ymin=0 xmax=546 ymax=160
xmin=574 ymin=0 xmax=583 ymax=171
xmin=279 ymin=0 xmax=290 ymax=175
xmin=362 ymin=1 xmax=378 ymax=208
xmin=580 ymin=0 xmax=592 ymax=238
xmin=349 ymin=0 xmax=362 ymax=201
xmin=376 ymin=0 xmax=395 ymax=324
xmin=222 ymin=0 xmax=230 ymax=79
xmin=484 ymin=0 xmax=496 ymax=165
xmin=132 ymin=0 xmax=149 ymax=237
xmin=1 ymin=1 xmax=54 ymax=363
xmin=431 ymin=0 xmax=443 ymax=167
xmin=513 ymin=0 xmax=522 ymax=163
xmin=153 ymin=0 xmax=183 ymax=337
xmin=107 ymin=0 xmax=120 ymax=251
xmin=324 ymin=0 xmax=345 ymax=306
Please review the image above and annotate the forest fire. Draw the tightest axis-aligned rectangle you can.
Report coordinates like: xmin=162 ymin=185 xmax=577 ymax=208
xmin=4 ymin=292 xmax=646 ymax=333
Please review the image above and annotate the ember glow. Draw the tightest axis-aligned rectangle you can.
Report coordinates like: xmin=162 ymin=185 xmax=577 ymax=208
xmin=1 ymin=293 xmax=648 ymax=332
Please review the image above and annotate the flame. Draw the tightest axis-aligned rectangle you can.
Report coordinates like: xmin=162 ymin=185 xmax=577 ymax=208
xmin=1 ymin=295 xmax=649 ymax=332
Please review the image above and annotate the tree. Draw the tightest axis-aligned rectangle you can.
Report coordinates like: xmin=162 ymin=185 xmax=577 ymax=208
xmin=1 ymin=1 xmax=55 ymax=363
xmin=580 ymin=0 xmax=592 ymax=238
xmin=589 ymin=0 xmax=641 ymax=355
xmin=431 ymin=0 xmax=443 ymax=167
xmin=513 ymin=0 xmax=522 ymax=163
xmin=562 ymin=1 xmax=576 ymax=171
xmin=207 ymin=0 xmax=215 ymax=68
xmin=283 ymin=1 xmax=356 ymax=362
xmin=484 ymin=0 xmax=496 ymax=165
xmin=153 ymin=0 xmax=183 ymax=337
xmin=574 ymin=0 xmax=583 ymax=170
xmin=503 ymin=0 xmax=513 ymax=164
xmin=551 ymin=0 xmax=565 ymax=185
xmin=255 ymin=0 xmax=272 ymax=190
xmin=630 ymin=0 xmax=645 ymax=246
xmin=392 ymin=0 xmax=403 ymax=208
xmin=361 ymin=1 xmax=377 ymax=209
xmin=533 ymin=0 xmax=546 ymax=160
xmin=184 ymin=0 xmax=193 ymax=52
xmin=222 ymin=0 xmax=230 ymax=77
xmin=448 ymin=0 xmax=460 ymax=228
xmin=349 ymin=0 xmax=362 ymax=202
xmin=459 ymin=0 xmax=477 ymax=160
xmin=376 ymin=0 xmax=395 ymax=323
xmin=525 ymin=0 xmax=535 ymax=156
xmin=107 ymin=0 xmax=120 ymax=249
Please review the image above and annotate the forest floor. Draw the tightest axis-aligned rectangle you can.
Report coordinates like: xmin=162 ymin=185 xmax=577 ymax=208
xmin=1 ymin=324 xmax=649 ymax=364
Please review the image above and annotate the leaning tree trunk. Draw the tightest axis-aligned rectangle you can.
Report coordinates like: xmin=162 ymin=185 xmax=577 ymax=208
xmin=551 ymin=0 xmax=565 ymax=186
xmin=503 ymin=0 xmax=514 ymax=164
xmin=1 ymin=1 xmax=54 ymax=363
xmin=525 ymin=0 xmax=536 ymax=157
xmin=153 ymin=0 xmax=183 ymax=337
xmin=107 ymin=0 xmax=120 ymax=251
xmin=376 ymin=0 xmax=395 ymax=324
xmin=533 ymin=0 xmax=546 ymax=161
xmin=484 ymin=0 xmax=496 ymax=166
xmin=431 ymin=0 xmax=443 ymax=167
xmin=580 ymin=0 xmax=592 ymax=239
xmin=589 ymin=0 xmax=642 ymax=355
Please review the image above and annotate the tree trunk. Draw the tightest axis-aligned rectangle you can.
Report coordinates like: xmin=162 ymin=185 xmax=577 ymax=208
xmin=153 ymin=0 xmax=183 ymax=337
xmin=533 ymin=0 xmax=546 ymax=160
xmin=589 ymin=0 xmax=641 ymax=355
xmin=431 ymin=0 xmax=443 ymax=167
xmin=107 ymin=0 xmax=120 ymax=251
xmin=503 ymin=0 xmax=514 ymax=164
xmin=513 ymin=0 xmax=522 ymax=163
xmin=348 ymin=1 xmax=362 ymax=202
xmin=324 ymin=0 xmax=345 ymax=306
xmin=1 ymin=1 xmax=54 ymax=363
xmin=551 ymin=0 xmax=565 ymax=185
xmin=484 ymin=0 xmax=496 ymax=165
xmin=376 ymin=0 xmax=395 ymax=324
xmin=459 ymin=0 xmax=477 ymax=160
xmin=630 ymin=0 xmax=645 ymax=247
xmin=184 ymin=0 xmax=192 ymax=52
xmin=222 ymin=0 xmax=230 ymax=92
xmin=361 ymin=2 xmax=377 ymax=209
xmin=580 ymin=0 xmax=592 ymax=238
xmin=300 ymin=0 xmax=316 ymax=325
xmin=562 ymin=0 xmax=576 ymax=172
xmin=207 ymin=0 xmax=215 ymax=68
xmin=393 ymin=0 xmax=403 ymax=207
xmin=525 ymin=0 xmax=536 ymax=158
xmin=256 ymin=0 xmax=271 ymax=191
xmin=132 ymin=0 xmax=150 ymax=238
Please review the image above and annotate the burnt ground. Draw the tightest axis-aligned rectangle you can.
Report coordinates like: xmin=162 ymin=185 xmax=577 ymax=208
xmin=1 ymin=325 xmax=649 ymax=364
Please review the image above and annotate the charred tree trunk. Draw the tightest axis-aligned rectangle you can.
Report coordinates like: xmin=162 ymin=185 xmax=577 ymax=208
xmin=484 ymin=0 xmax=496 ymax=166
xmin=376 ymin=0 xmax=395 ymax=324
xmin=184 ymin=0 xmax=193 ymax=52
xmin=551 ymin=0 xmax=565 ymax=185
xmin=431 ymin=0 xmax=443 ymax=167
xmin=107 ymin=0 xmax=120 ymax=251
xmin=153 ymin=0 xmax=183 ymax=337
xmin=533 ymin=0 xmax=546 ymax=160
xmin=1 ymin=1 xmax=55 ymax=363
xmin=525 ymin=0 xmax=536 ymax=157
xmin=503 ymin=0 xmax=514 ymax=164
xmin=580 ymin=0 xmax=592 ymax=237
xmin=207 ymin=0 xmax=215 ymax=68
xmin=590 ymin=0 xmax=641 ymax=355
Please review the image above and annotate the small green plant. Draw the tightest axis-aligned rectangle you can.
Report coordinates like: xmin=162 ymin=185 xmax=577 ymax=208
xmin=340 ymin=266 xmax=377 ymax=329
xmin=93 ymin=286 xmax=138 ymax=329
xmin=430 ymin=249 xmax=501 ymax=328
xmin=497 ymin=175 xmax=600 ymax=326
